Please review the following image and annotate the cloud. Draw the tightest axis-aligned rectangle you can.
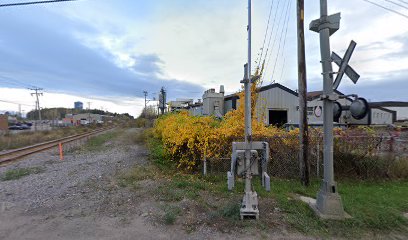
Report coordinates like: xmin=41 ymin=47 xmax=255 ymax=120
xmin=130 ymin=54 xmax=164 ymax=76
xmin=1 ymin=0 xmax=408 ymax=117
xmin=0 ymin=5 xmax=204 ymax=102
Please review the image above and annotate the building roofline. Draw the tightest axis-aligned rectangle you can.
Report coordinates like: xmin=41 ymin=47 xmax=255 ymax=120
xmin=370 ymin=105 xmax=397 ymax=114
xmin=369 ymin=101 xmax=408 ymax=107
xmin=224 ymin=83 xmax=298 ymax=101
xmin=307 ymin=89 xmax=345 ymax=101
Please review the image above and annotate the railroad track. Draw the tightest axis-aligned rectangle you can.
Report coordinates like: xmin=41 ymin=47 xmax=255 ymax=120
xmin=0 ymin=127 xmax=115 ymax=165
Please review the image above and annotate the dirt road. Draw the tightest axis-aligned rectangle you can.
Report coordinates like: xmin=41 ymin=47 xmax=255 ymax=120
xmin=1 ymin=128 xmax=294 ymax=240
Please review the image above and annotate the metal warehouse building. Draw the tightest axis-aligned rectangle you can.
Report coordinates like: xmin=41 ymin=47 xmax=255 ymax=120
xmin=174 ymin=82 xmax=406 ymax=127
xmin=368 ymin=101 xmax=408 ymax=122
xmin=224 ymin=83 xmax=299 ymax=126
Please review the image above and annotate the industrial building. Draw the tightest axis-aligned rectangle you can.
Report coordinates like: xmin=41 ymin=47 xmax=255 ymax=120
xmin=62 ymin=113 xmax=106 ymax=126
xmin=169 ymin=82 xmax=406 ymax=127
xmin=168 ymin=99 xmax=194 ymax=112
xmin=368 ymin=102 xmax=408 ymax=122
xmin=224 ymin=83 xmax=300 ymax=126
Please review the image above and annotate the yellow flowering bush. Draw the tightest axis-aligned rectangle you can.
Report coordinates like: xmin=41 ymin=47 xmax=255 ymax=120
xmin=152 ymin=76 xmax=297 ymax=170
xmin=152 ymin=76 xmax=382 ymax=175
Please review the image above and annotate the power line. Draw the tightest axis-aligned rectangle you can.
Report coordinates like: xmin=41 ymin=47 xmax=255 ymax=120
xmin=0 ymin=76 xmax=37 ymax=89
xmin=0 ymin=99 xmax=35 ymax=107
xmin=361 ymin=0 xmax=408 ymax=19
xmin=260 ymin=0 xmax=282 ymax=78
xmin=383 ymin=0 xmax=408 ymax=10
xmin=271 ymin=0 xmax=292 ymax=83
xmin=0 ymin=0 xmax=77 ymax=7
xmin=262 ymin=0 xmax=291 ymax=83
xmin=396 ymin=0 xmax=408 ymax=5
xmin=257 ymin=0 xmax=275 ymax=70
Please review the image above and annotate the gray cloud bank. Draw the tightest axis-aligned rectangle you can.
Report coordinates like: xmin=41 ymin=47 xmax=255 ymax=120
xmin=0 ymin=7 xmax=204 ymax=101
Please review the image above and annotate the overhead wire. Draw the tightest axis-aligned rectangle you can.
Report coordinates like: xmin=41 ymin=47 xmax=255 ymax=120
xmin=361 ymin=0 xmax=408 ymax=19
xmin=279 ymin=57 xmax=286 ymax=83
xmin=383 ymin=0 xmax=408 ymax=10
xmin=0 ymin=76 xmax=38 ymax=89
xmin=0 ymin=0 xmax=77 ymax=7
xmin=271 ymin=0 xmax=292 ymax=84
xmin=260 ymin=0 xmax=282 ymax=81
xmin=396 ymin=0 xmax=408 ymax=5
xmin=0 ymin=99 xmax=35 ymax=107
xmin=262 ymin=0 xmax=291 ymax=83
xmin=256 ymin=0 xmax=275 ymax=71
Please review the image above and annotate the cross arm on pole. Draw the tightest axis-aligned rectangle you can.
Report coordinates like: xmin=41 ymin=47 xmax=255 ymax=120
xmin=331 ymin=40 xmax=360 ymax=89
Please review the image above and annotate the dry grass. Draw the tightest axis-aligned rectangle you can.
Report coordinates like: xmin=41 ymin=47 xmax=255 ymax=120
xmin=0 ymin=126 xmax=93 ymax=151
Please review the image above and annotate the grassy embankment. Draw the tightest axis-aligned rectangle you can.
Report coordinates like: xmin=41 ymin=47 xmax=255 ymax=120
xmin=0 ymin=126 xmax=101 ymax=151
xmin=119 ymin=130 xmax=408 ymax=238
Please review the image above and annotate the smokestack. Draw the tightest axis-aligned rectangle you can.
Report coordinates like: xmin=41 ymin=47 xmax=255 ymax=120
xmin=220 ymin=85 xmax=225 ymax=94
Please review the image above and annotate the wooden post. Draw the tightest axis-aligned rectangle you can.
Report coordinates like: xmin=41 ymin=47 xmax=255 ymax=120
xmin=297 ymin=0 xmax=310 ymax=186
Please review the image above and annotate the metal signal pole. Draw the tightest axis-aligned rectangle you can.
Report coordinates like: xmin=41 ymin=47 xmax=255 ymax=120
xmin=309 ymin=0 xmax=346 ymax=219
xmin=296 ymin=0 xmax=310 ymax=186
xmin=240 ymin=0 xmax=259 ymax=220
xmin=244 ymin=0 xmax=252 ymax=195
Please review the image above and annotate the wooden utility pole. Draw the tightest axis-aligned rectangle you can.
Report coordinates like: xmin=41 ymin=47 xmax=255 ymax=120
xmin=296 ymin=0 xmax=310 ymax=186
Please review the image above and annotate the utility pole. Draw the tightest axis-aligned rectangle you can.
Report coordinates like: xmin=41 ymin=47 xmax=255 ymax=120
xmin=159 ymin=87 xmax=166 ymax=115
xmin=309 ymin=0 xmax=346 ymax=219
xmin=143 ymin=90 xmax=148 ymax=118
xmin=18 ymin=104 xmax=22 ymax=118
xmin=87 ymin=102 xmax=92 ymax=123
xmin=297 ymin=0 xmax=310 ymax=186
xmin=30 ymin=87 xmax=43 ymax=128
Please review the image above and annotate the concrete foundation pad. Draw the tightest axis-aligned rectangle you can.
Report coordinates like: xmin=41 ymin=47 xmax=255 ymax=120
xmin=299 ymin=196 xmax=352 ymax=220
xmin=240 ymin=191 xmax=259 ymax=220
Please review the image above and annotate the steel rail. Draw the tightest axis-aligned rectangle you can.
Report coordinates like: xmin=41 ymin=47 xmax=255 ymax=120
xmin=0 ymin=127 xmax=115 ymax=165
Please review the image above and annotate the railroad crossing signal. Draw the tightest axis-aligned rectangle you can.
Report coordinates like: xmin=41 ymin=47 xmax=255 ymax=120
xmin=310 ymin=13 xmax=341 ymax=36
xmin=331 ymin=40 xmax=360 ymax=89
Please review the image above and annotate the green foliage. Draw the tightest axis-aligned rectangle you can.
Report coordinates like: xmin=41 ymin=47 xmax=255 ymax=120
xmin=118 ymin=166 xmax=156 ymax=189
xmin=25 ymin=107 xmax=119 ymax=120
xmin=82 ymin=130 xmax=121 ymax=151
xmin=1 ymin=167 xmax=43 ymax=181
xmin=266 ymin=179 xmax=408 ymax=237
xmin=163 ymin=205 xmax=182 ymax=225
xmin=219 ymin=202 xmax=241 ymax=220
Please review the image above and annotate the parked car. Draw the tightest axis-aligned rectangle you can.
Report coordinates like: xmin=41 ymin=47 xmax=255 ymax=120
xmin=20 ymin=124 xmax=31 ymax=130
xmin=23 ymin=121 xmax=33 ymax=127
xmin=8 ymin=124 xmax=31 ymax=130
xmin=8 ymin=125 xmax=22 ymax=130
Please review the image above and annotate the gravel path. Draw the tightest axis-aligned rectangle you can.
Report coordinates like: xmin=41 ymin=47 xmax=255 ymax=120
xmin=0 ymin=128 xmax=311 ymax=240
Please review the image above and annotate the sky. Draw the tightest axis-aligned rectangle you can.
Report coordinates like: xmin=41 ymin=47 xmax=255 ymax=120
xmin=0 ymin=0 xmax=407 ymax=117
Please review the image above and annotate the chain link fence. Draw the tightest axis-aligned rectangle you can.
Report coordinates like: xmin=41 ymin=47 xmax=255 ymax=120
xmin=199 ymin=133 xmax=408 ymax=180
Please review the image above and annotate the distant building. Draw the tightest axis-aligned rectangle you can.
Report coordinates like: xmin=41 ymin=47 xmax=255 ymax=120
xmin=202 ymin=85 xmax=225 ymax=117
xmin=224 ymin=83 xmax=299 ymax=127
xmin=369 ymin=102 xmax=408 ymax=122
xmin=0 ymin=115 xmax=8 ymax=131
xmin=168 ymin=99 xmax=194 ymax=112
xmin=74 ymin=101 xmax=83 ymax=110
